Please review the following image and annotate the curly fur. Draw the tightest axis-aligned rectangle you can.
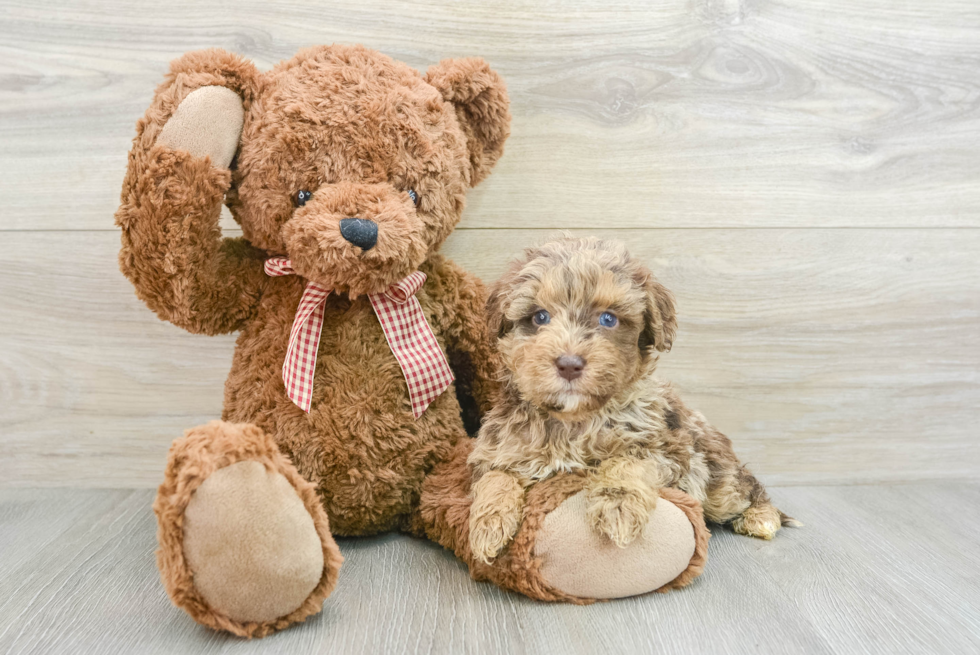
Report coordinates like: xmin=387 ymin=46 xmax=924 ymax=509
xmin=470 ymin=236 xmax=796 ymax=552
xmin=469 ymin=470 xmax=526 ymax=564
xmin=117 ymin=46 xmax=707 ymax=635
xmin=117 ymin=45 xmax=513 ymax=634
xmin=415 ymin=440 xmax=709 ymax=603
xmin=154 ymin=421 xmax=343 ymax=638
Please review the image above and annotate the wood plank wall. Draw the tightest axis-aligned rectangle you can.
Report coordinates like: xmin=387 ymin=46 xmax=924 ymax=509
xmin=1 ymin=0 xmax=978 ymax=486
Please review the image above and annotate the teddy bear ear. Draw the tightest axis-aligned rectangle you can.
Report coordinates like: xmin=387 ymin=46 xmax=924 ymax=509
xmin=425 ymin=58 xmax=512 ymax=187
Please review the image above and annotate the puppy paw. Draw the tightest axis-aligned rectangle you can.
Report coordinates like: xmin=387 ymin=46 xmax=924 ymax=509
xmin=586 ymin=486 xmax=655 ymax=548
xmin=470 ymin=508 xmax=522 ymax=564
xmin=468 ymin=471 xmax=525 ymax=564
xmin=731 ymin=504 xmax=782 ymax=540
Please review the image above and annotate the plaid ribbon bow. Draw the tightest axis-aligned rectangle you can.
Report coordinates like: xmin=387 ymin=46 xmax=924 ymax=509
xmin=264 ymin=257 xmax=454 ymax=418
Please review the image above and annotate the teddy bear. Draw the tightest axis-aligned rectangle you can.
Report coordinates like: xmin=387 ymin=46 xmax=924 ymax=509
xmin=114 ymin=44 xmax=710 ymax=638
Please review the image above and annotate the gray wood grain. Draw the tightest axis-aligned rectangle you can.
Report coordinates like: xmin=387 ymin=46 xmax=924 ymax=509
xmin=1 ymin=2 xmax=979 ymax=485
xmin=2 ymin=0 xmax=980 ymax=230
xmin=2 ymin=229 xmax=977 ymax=487
xmin=2 ymin=3 xmax=978 ymax=650
xmin=1 ymin=484 xmax=977 ymax=654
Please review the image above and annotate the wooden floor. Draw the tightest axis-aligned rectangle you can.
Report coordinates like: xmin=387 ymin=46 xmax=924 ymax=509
xmin=2 ymin=2 xmax=979 ymax=653
xmin=1 ymin=483 xmax=977 ymax=655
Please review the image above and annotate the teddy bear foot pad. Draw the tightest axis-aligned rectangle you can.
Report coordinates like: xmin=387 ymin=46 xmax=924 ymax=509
xmin=154 ymin=421 xmax=344 ymax=638
xmin=534 ymin=487 xmax=707 ymax=599
xmin=182 ymin=460 xmax=324 ymax=622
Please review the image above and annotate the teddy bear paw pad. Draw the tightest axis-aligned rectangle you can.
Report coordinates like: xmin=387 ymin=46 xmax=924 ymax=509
xmin=533 ymin=490 xmax=697 ymax=599
xmin=182 ymin=460 xmax=325 ymax=623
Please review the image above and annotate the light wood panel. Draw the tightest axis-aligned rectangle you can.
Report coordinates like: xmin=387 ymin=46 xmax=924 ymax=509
xmin=2 ymin=0 xmax=980 ymax=230
xmin=1 ymin=229 xmax=977 ymax=487
xmin=1 ymin=0 xmax=979 ymax=487
xmin=1 ymin=484 xmax=978 ymax=654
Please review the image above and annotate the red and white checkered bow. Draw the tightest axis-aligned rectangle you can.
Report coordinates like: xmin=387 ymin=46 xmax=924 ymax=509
xmin=264 ymin=257 xmax=454 ymax=418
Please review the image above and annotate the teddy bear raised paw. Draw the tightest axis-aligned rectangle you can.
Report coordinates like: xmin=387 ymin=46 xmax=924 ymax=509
xmin=115 ymin=45 xmax=709 ymax=638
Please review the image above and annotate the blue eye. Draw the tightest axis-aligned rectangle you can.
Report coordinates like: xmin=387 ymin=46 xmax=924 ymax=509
xmin=408 ymin=189 xmax=419 ymax=206
xmin=532 ymin=310 xmax=551 ymax=326
xmin=599 ymin=312 xmax=618 ymax=328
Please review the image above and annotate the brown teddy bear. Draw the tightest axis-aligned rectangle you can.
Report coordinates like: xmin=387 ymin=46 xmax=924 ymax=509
xmin=115 ymin=44 xmax=710 ymax=638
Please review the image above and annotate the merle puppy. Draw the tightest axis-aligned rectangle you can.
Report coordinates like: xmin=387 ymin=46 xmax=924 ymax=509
xmin=468 ymin=237 xmax=797 ymax=564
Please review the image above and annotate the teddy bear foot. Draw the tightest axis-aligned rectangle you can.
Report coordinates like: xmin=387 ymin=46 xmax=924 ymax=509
xmin=181 ymin=461 xmax=326 ymax=623
xmin=154 ymin=421 xmax=343 ymax=638
xmin=533 ymin=487 xmax=708 ymax=599
xmin=476 ymin=478 xmax=709 ymax=603
xmin=417 ymin=441 xmax=710 ymax=604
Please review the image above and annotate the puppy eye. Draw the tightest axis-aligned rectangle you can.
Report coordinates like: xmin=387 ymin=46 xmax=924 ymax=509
xmin=532 ymin=310 xmax=551 ymax=326
xmin=407 ymin=189 xmax=419 ymax=206
xmin=599 ymin=312 xmax=618 ymax=328
xmin=295 ymin=190 xmax=312 ymax=207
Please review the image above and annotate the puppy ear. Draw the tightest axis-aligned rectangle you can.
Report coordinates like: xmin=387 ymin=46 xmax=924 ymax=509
xmin=425 ymin=58 xmax=511 ymax=187
xmin=486 ymin=254 xmax=532 ymax=340
xmin=638 ymin=271 xmax=677 ymax=354
xmin=485 ymin=277 xmax=514 ymax=341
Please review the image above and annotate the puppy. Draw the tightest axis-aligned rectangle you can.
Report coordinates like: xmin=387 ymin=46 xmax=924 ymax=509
xmin=468 ymin=236 xmax=798 ymax=564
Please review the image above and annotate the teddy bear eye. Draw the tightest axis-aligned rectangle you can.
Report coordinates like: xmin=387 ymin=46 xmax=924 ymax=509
xmin=295 ymin=190 xmax=312 ymax=207
xmin=407 ymin=189 xmax=419 ymax=206
xmin=599 ymin=312 xmax=618 ymax=328
xmin=532 ymin=309 xmax=551 ymax=326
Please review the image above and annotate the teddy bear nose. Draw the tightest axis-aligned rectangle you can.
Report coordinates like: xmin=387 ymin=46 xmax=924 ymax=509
xmin=555 ymin=354 xmax=585 ymax=381
xmin=339 ymin=218 xmax=378 ymax=251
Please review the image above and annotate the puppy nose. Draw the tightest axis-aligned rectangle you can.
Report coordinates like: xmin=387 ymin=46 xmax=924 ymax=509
xmin=555 ymin=354 xmax=585 ymax=381
xmin=339 ymin=218 xmax=378 ymax=251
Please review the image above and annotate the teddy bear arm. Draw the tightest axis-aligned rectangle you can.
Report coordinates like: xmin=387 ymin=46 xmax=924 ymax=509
xmin=422 ymin=256 xmax=502 ymax=426
xmin=114 ymin=49 xmax=268 ymax=335
xmin=116 ymin=149 xmax=267 ymax=335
